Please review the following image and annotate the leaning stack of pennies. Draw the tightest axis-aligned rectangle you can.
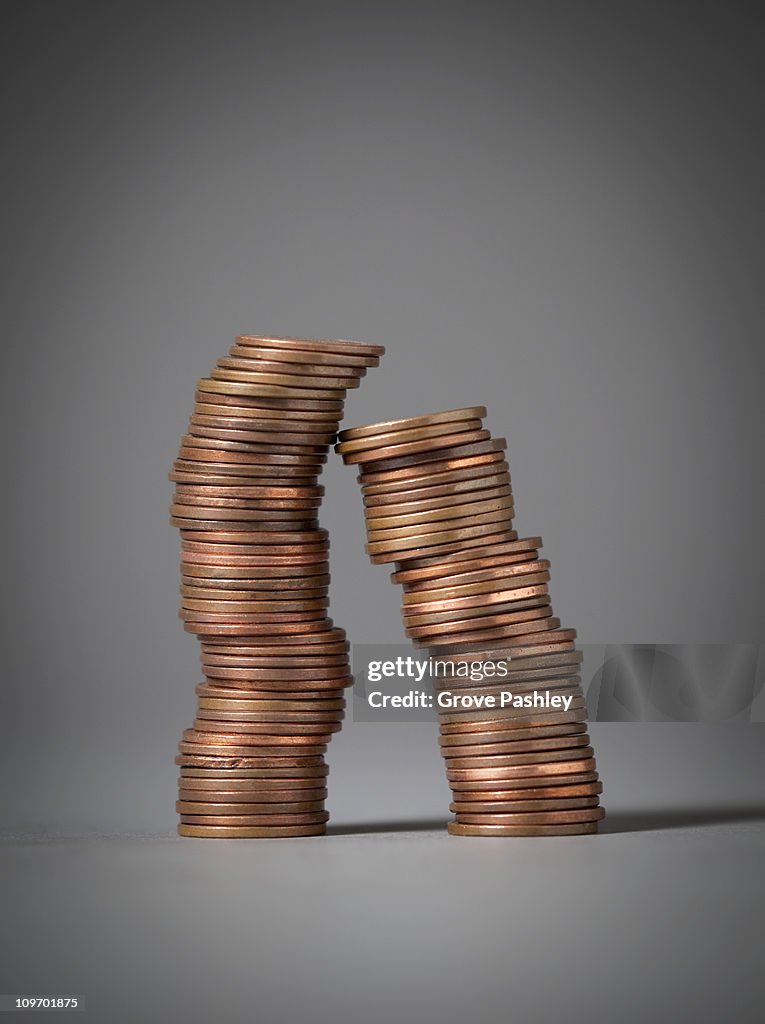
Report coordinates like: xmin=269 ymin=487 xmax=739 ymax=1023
xmin=170 ymin=335 xmax=385 ymax=837
xmin=336 ymin=407 xmax=604 ymax=836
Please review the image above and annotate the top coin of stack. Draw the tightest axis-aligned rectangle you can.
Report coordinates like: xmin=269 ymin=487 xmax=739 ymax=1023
xmin=170 ymin=335 xmax=384 ymax=838
xmin=336 ymin=406 xmax=603 ymax=837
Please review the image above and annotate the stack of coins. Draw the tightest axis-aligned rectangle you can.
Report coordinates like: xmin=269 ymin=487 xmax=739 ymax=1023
xmin=336 ymin=408 xmax=604 ymax=837
xmin=170 ymin=335 xmax=385 ymax=838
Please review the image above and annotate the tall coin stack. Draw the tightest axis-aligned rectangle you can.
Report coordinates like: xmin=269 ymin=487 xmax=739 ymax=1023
xmin=336 ymin=407 xmax=604 ymax=837
xmin=170 ymin=335 xmax=385 ymax=838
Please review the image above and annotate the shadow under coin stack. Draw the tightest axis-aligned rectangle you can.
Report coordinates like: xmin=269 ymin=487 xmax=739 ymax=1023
xmin=170 ymin=335 xmax=385 ymax=838
xmin=336 ymin=407 xmax=604 ymax=837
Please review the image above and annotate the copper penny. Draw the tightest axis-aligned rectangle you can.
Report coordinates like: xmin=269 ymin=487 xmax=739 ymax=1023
xmin=193 ymin=395 xmax=342 ymax=422
xmin=198 ymin=697 xmax=344 ymax=712
xmin=407 ymin=604 xmax=553 ymax=640
xmin=441 ymin=735 xmax=590 ymax=762
xmin=191 ymin=718 xmax=340 ymax=736
xmin=366 ymin=495 xmax=515 ymax=532
xmin=420 ymin=613 xmax=559 ymax=647
xmin=178 ymin=823 xmax=327 ymax=837
xmin=202 ymin=669 xmax=350 ymax=685
xmin=448 ymin=821 xmax=598 ymax=836
xmin=444 ymin=746 xmax=593 ymax=772
xmin=403 ymin=577 xmax=550 ymax=616
xmin=197 ymin=377 xmax=346 ymax=403
xmin=360 ymin=455 xmax=509 ymax=494
xmin=451 ymin=782 xmax=603 ymax=802
xmin=403 ymin=561 xmax=550 ymax=602
xmin=227 ymin=348 xmax=368 ymax=376
xmin=439 ymin=711 xmax=589 ymax=744
xmin=210 ymin=365 xmax=354 ymax=393
xmin=364 ymin=471 xmax=511 ymax=507
xmin=178 ymin=741 xmax=329 ymax=757
xmin=339 ymin=408 xmax=487 ymax=440
xmin=174 ymin=491 xmax=322 ymax=509
xmin=456 ymin=807 xmax=604 ymax=825
xmin=365 ymin=484 xmax=512 ymax=519
xmin=190 ymin=413 xmax=338 ymax=437
xmin=341 ymin=429 xmax=491 ymax=465
xmin=183 ymin=727 xmax=328 ymax=744
xmin=439 ymin=699 xmax=586 ymax=731
xmin=201 ymin=677 xmax=352 ymax=693
xmin=178 ymin=774 xmax=328 ymax=787
xmin=230 ymin=341 xmax=377 ymax=368
xmin=177 ymin=794 xmax=326 ymax=810
xmin=356 ymin=439 xmax=506 ymax=477
xmin=181 ymin=433 xmax=328 ymax=455
xmin=180 ymin=528 xmax=326 ymax=544
xmin=366 ymin=513 xmax=515 ymax=553
xmin=445 ymin=754 xmax=595 ymax=781
xmin=235 ymin=334 xmax=385 ymax=357
xmin=181 ymin=563 xmax=328 ymax=578
xmin=338 ymin=419 xmax=484 ymax=453
xmin=183 ymin=579 xmax=329 ymax=596
xmin=179 ymin=812 xmax=329 ymax=825
xmin=195 ymin=708 xmax=343 ymax=725
xmin=450 ymin=770 xmax=599 ymax=793
xmin=433 ymin=626 xmax=576 ymax=654
xmin=196 ymin=684 xmax=346 ymax=701
xmin=450 ymin=797 xmax=599 ymax=813
xmin=175 ymin=754 xmax=327 ymax=769
xmin=217 ymin=356 xmax=362 ymax=385
xmin=173 ymin=460 xmax=321 ymax=481
xmin=395 ymin=537 xmax=542 ymax=574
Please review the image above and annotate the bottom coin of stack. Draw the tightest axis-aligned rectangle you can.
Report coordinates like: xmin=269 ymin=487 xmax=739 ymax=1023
xmin=337 ymin=407 xmax=604 ymax=836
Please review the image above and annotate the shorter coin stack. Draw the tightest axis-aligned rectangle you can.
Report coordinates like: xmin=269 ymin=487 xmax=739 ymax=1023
xmin=337 ymin=408 xmax=603 ymax=837
xmin=170 ymin=335 xmax=384 ymax=837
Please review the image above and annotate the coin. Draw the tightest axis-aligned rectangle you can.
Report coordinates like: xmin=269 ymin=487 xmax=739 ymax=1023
xmin=449 ymin=770 xmax=599 ymax=792
xmin=337 ymin=420 xmax=484 ymax=454
xmin=230 ymin=343 xmax=376 ymax=368
xmin=194 ymin=395 xmax=343 ymax=422
xmin=434 ymin=627 xmax=577 ymax=655
xmin=402 ymin=561 xmax=550 ymax=602
xmin=176 ymin=760 xmax=329 ymax=774
xmin=179 ymin=812 xmax=329 ymax=825
xmin=173 ymin=460 xmax=321 ymax=481
xmin=443 ymin=746 xmax=592 ymax=771
xmin=450 ymin=797 xmax=599 ymax=813
xmin=366 ymin=495 xmax=515 ymax=531
xmin=403 ymin=577 xmax=551 ymax=616
xmin=439 ymin=699 xmax=586 ymax=732
xmin=179 ymin=774 xmax=328 ymax=787
xmin=440 ymin=735 xmax=590 ymax=760
xmin=178 ymin=823 xmax=327 ymax=837
xmin=236 ymin=334 xmax=385 ymax=357
xmin=198 ymin=697 xmax=345 ymax=711
xmin=447 ymin=822 xmax=599 ymax=836
xmin=365 ymin=485 xmax=513 ymax=519
xmin=177 ymin=793 xmax=328 ymax=810
xmin=187 ymin=424 xmax=336 ymax=447
xmin=394 ymin=537 xmax=543 ymax=574
xmin=356 ymin=439 xmax=507 ymax=478
xmin=360 ymin=455 xmax=509 ymax=494
xmin=374 ymin=528 xmax=520 ymax=565
xmin=181 ymin=433 xmax=328 ymax=455
xmin=439 ymin=711 xmax=589 ymax=745
xmin=195 ymin=709 xmax=343 ymax=725
xmin=366 ymin=513 xmax=516 ymax=554
xmin=197 ymin=378 xmax=346 ymax=403
xmin=226 ymin=349 xmax=368 ymax=377
xmin=178 ymin=741 xmax=329 ymax=757
xmin=211 ymin=365 xmax=356 ymax=392
xmin=450 ymin=782 xmax=603 ymax=801
xmin=176 ymin=751 xmax=327 ymax=766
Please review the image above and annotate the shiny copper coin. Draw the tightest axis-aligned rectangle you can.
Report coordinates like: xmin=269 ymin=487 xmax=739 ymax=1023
xmin=183 ymin=580 xmax=329 ymax=597
xmin=179 ymin=812 xmax=329 ymax=825
xmin=341 ymin=429 xmax=491 ymax=465
xmin=201 ymin=652 xmax=347 ymax=667
xmin=210 ymin=365 xmax=354 ymax=392
xmin=193 ymin=394 xmax=342 ymax=422
xmin=196 ymin=683 xmax=345 ymax=701
xmin=183 ymin=727 xmax=327 ymax=744
xmin=190 ymin=412 xmax=338 ymax=436
xmin=201 ymin=677 xmax=352 ymax=693
xmin=195 ymin=709 xmax=343 ymax=725
xmin=403 ymin=577 xmax=550 ymax=615
xmin=179 ymin=774 xmax=328 ymax=787
xmin=441 ymin=735 xmax=590 ymax=761
xmin=407 ymin=603 xmax=552 ymax=640
xmin=202 ymin=669 xmax=350 ymax=685
xmin=420 ymin=613 xmax=559 ymax=646
xmin=178 ymin=741 xmax=329 ymax=757
xmin=445 ymin=752 xmax=594 ymax=782
xmin=181 ymin=432 xmax=328 ymax=455
xmin=176 ymin=446 xmax=326 ymax=466
xmin=230 ymin=341 xmax=377 ymax=367
xmin=174 ymin=491 xmax=322 ymax=509
xmin=235 ymin=334 xmax=385 ymax=357
xmin=451 ymin=781 xmax=603 ymax=802
xmin=335 ymin=421 xmax=481 ymax=458
xmin=357 ymin=439 xmax=506 ymax=477
xmin=198 ymin=696 xmax=344 ymax=712
xmin=218 ymin=355 xmax=363 ymax=382
xmin=451 ymin=797 xmax=599 ymax=813
xmin=336 ymin=419 xmax=483 ymax=453
xmin=178 ymin=823 xmax=327 ymax=837
xmin=395 ymin=537 xmax=543 ymax=574
xmin=190 ymin=718 xmax=339 ymax=736
xmin=456 ymin=807 xmax=605 ymax=826
xmin=450 ymin=770 xmax=599 ymax=793
xmin=447 ymin=821 xmax=600 ymax=836
xmin=339 ymin=407 xmax=487 ymax=440
xmin=175 ymin=754 xmax=327 ymax=769
xmin=444 ymin=746 xmax=593 ymax=772
xmin=173 ymin=460 xmax=321 ymax=481
xmin=180 ymin=594 xmax=328 ymax=612
xmin=175 ymin=520 xmax=319 ymax=535
xmin=433 ymin=625 xmax=575 ymax=653
xmin=186 ymin=425 xmax=334 ymax=450
xmin=199 ymin=628 xmax=344 ymax=646
xmin=181 ymin=563 xmax=328 ymax=579
xmin=177 ymin=794 xmax=326 ymax=809
xmin=180 ymin=527 xmax=327 ymax=544
xmin=360 ymin=455 xmax=509 ymax=494
xmin=197 ymin=377 xmax=345 ymax=403
xmin=439 ymin=721 xmax=587 ymax=750
xmin=186 ymin=620 xmax=336 ymax=636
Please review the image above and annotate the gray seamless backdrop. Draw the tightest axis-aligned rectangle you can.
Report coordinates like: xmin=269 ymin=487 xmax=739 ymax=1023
xmin=1 ymin=1 xmax=764 ymax=837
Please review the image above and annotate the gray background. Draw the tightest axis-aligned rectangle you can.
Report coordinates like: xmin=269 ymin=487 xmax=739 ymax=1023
xmin=1 ymin=2 xmax=764 ymax=1022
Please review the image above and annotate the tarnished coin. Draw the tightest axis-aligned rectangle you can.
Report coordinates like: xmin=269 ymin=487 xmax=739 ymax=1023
xmin=177 ymin=761 xmax=329 ymax=775
xmin=341 ymin=429 xmax=492 ymax=465
xmin=178 ymin=741 xmax=329 ymax=757
xmin=177 ymin=796 xmax=326 ymax=811
xmin=448 ymin=770 xmax=599 ymax=793
xmin=179 ymin=812 xmax=329 ymax=825
xmin=357 ymin=440 xmax=507 ymax=479
xmin=216 ymin=357 xmax=361 ymax=386
xmin=364 ymin=484 xmax=513 ymax=519
xmin=439 ymin=699 xmax=586 ymax=732
xmin=173 ymin=460 xmax=321 ymax=481
xmin=402 ymin=561 xmax=550 ymax=602
xmin=440 ymin=733 xmax=590 ymax=761
xmin=447 ymin=821 xmax=600 ymax=836
xmin=194 ymin=709 xmax=343 ymax=725
xmin=434 ymin=627 xmax=577 ymax=655
xmin=403 ymin=578 xmax=551 ymax=617
xmin=196 ymin=683 xmax=346 ymax=700
xmin=443 ymin=746 xmax=592 ymax=771
xmin=439 ymin=711 xmax=589 ymax=745
xmin=445 ymin=757 xmax=596 ymax=783
xmin=339 ymin=408 xmax=487 ymax=440
xmin=394 ymin=537 xmax=543 ymax=575
xmin=181 ymin=433 xmax=328 ymax=455
xmin=193 ymin=394 xmax=343 ymax=422
xmin=175 ymin=753 xmax=327 ymax=768
xmin=178 ymin=823 xmax=327 ymax=837
xmin=366 ymin=514 xmax=516 ymax=555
